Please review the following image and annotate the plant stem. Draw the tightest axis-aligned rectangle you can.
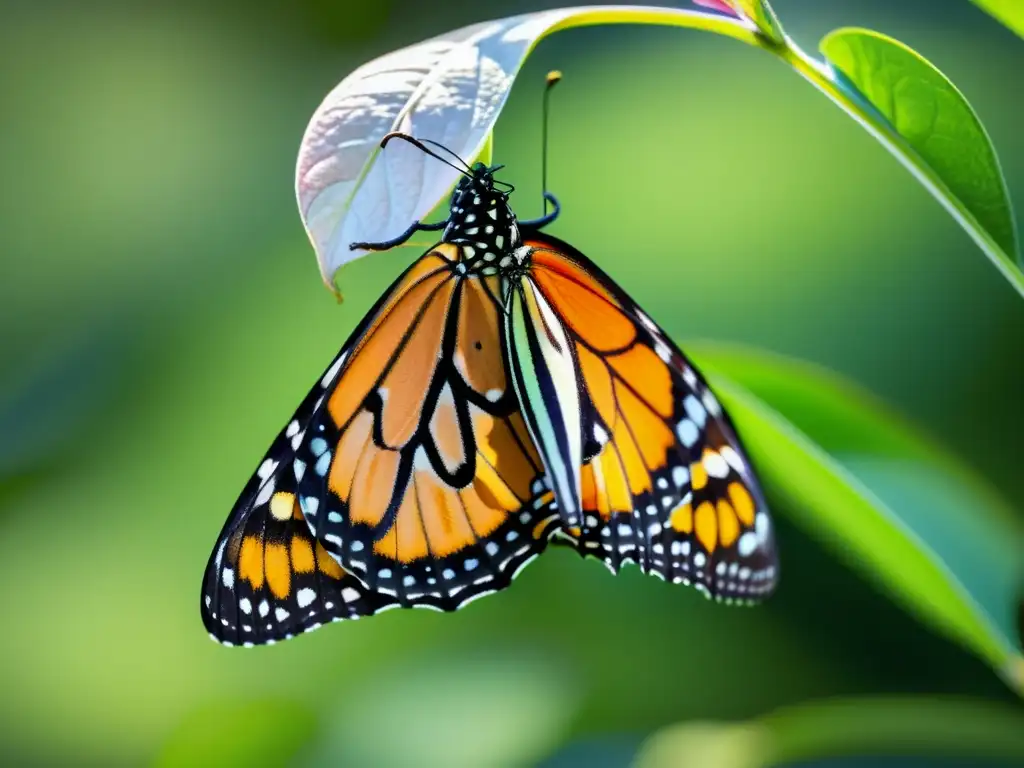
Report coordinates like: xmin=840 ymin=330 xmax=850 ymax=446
xmin=544 ymin=6 xmax=1024 ymax=297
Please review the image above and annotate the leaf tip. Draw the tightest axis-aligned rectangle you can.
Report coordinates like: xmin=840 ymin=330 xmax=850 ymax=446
xmin=324 ymin=272 xmax=344 ymax=302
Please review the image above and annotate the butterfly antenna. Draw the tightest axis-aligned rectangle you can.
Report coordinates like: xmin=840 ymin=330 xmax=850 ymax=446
xmin=380 ymin=132 xmax=472 ymax=179
xmin=418 ymin=138 xmax=474 ymax=173
xmin=542 ymin=71 xmax=562 ymax=216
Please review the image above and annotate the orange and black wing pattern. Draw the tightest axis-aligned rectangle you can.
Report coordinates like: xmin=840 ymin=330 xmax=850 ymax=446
xmin=203 ymin=244 xmax=559 ymax=642
xmin=200 ymin=379 xmax=398 ymax=646
xmin=524 ymin=233 xmax=778 ymax=603
xmin=288 ymin=244 xmax=558 ymax=611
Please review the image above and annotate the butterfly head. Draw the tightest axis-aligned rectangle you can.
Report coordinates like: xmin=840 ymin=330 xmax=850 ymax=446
xmin=444 ymin=163 xmax=520 ymax=258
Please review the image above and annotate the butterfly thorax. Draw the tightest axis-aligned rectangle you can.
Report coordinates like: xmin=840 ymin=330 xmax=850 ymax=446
xmin=443 ymin=164 xmax=521 ymax=265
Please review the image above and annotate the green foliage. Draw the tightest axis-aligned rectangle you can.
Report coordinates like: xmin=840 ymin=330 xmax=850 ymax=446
xmin=971 ymin=0 xmax=1024 ymax=38
xmin=821 ymin=28 xmax=1019 ymax=264
xmin=634 ymin=696 xmax=1024 ymax=768
xmin=2 ymin=2 xmax=1024 ymax=767
xmin=695 ymin=344 xmax=1024 ymax=693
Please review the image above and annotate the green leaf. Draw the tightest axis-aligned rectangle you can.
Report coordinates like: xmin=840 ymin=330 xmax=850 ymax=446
xmin=634 ymin=696 xmax=1024 ymax=768
xmin=820 ymin=28 xmax=1020 ymax=266
xmin=154 ymin=698 xmax=315 ymax=768
xmin=687 ymin=343 xmax=1024 ymax=695
xmin=971 ymin=0 xmax=1024 ymax=39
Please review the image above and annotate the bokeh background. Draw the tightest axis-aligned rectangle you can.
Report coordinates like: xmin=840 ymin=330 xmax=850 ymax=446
xmin=1 ymin=0 xmax=1023 ymax=765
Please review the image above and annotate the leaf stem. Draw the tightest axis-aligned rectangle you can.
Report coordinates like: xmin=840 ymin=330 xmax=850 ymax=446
xmin=545 ymin=6 xmax=1024 ymax=297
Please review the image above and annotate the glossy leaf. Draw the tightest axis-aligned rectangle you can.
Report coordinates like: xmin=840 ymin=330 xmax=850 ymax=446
xmin=634 ymin=696 xmax=1024 ymax=768
xmin=971 ymin=0 xmax=1024 ymax=39
xmin=688 ymin=343 xmax=1024 ymax=694
xmin=820 ymin=28 xmax=1019 ymax=264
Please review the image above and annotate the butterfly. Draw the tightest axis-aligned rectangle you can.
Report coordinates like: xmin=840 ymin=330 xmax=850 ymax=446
xmin=201 ymin=81 xmax=778 ymax=647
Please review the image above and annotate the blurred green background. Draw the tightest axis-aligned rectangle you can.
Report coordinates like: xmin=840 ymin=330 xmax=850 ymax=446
xmin=1 ymin=0 xmax=1023 ymax=765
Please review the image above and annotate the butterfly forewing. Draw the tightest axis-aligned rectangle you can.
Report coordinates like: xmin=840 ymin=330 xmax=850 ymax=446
xmin=291 ymin=243 xmax=560 ymax=610
xmin=523 ymin=234 xmax=778 ymax=603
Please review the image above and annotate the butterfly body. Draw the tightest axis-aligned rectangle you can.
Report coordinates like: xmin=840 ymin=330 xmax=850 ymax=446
xmin=202 ymin=155 xmax=778 ymax=647
xmin=442 ymin=162 xmax=523 ymax=269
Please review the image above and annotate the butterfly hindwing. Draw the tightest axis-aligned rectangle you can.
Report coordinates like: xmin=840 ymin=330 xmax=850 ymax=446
xmin=523 ymin=233 xmax=778 ymax=603
xmin=200 ymin=366 xmax=399 ymax=646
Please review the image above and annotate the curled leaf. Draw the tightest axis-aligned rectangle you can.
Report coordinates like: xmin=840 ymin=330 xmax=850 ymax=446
xmin=293 ymin=5 xmax=754 ymax=294
xmin=297 ymin=7 xmax=1024 ymax=299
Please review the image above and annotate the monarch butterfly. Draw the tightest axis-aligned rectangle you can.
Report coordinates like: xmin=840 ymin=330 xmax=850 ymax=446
xmin=202 ymin=74 xmax=778 ymax=646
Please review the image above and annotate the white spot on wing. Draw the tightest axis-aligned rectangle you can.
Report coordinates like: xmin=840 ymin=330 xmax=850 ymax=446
xmin=684 ymin=395 xmax=707 ymax=428
xmin=322 ymin=354 xmax=345 ymax=387
xmin=703 ymin=389 xmax=723 ymax=417
xmin=703 ymin=451 xmax=729 ymax=479
xmin=315 ymin=451 xmax=331 ymax=477
xmin=719 ymin=446 xmax=745 ymax=473
xmin=755 ymin=512 xmax=771 ymax=545
xmin=676 ymin=420 xmax=699 ymax=448
xmin=297 ymin=588 xmax=316 ymax=608
xmin=254 ymin=476 xmax=276 ymax=507
xmin=737 ymin=532 xmax=758 ymax=557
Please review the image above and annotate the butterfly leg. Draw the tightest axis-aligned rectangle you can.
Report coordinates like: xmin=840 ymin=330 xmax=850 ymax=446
xmin=350 ymin=219 xmax=447 ymax=251
xmin=519 ymin=193 xmax=561 ymax=230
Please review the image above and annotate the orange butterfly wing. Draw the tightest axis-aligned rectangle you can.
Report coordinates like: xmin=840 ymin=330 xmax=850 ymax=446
xmin=523 ymin=233 xmax=778 ymax=603
xmin=288 ymin=244 xmax=558 ymax=610
xmin=201 ymin=385 xmax=401 ymax=646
